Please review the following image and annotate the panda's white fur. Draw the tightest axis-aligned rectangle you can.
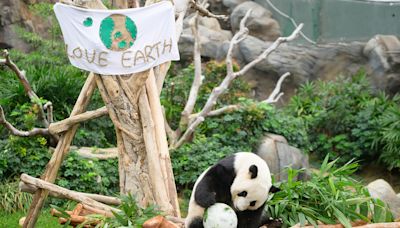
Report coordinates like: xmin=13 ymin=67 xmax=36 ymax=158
xmin=231 ymin=152 xmax=271 ymax=211
xmin=185 ymin=152 xmax=274 ymax=228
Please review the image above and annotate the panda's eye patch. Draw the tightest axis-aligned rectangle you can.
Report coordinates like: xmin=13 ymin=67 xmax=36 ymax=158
xmin=250 ymin=201 xmax=257 ymax=206
xmin=237 ymin=191 xmax=247 ymax=197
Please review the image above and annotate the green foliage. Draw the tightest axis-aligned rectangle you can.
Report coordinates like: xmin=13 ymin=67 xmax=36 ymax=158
xmin=0 ymin=137 xmax=118 ymax=195
xmin=266 ymin=156 xmax=393 ymax=227
xmin=101 ymin=194 xmax=161 ymax=228
xmin=286 ymin=72 xmax=400 ymax=168
xmin=57 ymin=151 xmax=119 ymax=195
xmin=0 ymin=136 xmax=50 ymax=179
xmin=374 ymin=102 xmax=400 ymax=169
xmin=0 ymin=180 xmax=33 ymax=213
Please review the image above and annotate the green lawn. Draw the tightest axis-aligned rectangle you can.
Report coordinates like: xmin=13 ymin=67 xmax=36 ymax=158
xmin=0 ymin=209 xmax=62 ymax=228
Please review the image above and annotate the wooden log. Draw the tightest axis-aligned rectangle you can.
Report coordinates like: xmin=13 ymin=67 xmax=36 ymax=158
xmin=95 ymin=74 xmax=156 ymax=207
xmin=154 ymin=62 xmax=171 ymax=95
xmin=23 ymin=73 xmax=98 ymax=228
xmin=48 ymin=106 xmax=108 ymax=134
xmin=21 ymin=173 xmax=120 ymax=213
xmin=74 ymin=147 xmax=118 ymax=160
xmin=138 ymin=88 xmax=174 ymax=215
xmin=146 ymin=69 xmax=180 ymax=217
xmin=143 ymin=215 xmax=180 ymax=228
xmin=165 ymin=216 xmax=185 ymax=225
xmin=50 ymin=204 xmax=114 ymax=218
xmin=72 ymin=203 xmax=84 ymax=215
xmin=81 ymin=204 xmax=114 ymax=217
xmin=58 ymin=215 xmax=99 ymax=227
xmin=19 ymin=182 xmax=121 ymax=205
xmin=50 ymin=203 xmax=114 ymax=218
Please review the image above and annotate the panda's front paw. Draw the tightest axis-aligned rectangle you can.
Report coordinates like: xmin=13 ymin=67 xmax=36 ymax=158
xmin=196 ymin=192 xmax=216 ymax=208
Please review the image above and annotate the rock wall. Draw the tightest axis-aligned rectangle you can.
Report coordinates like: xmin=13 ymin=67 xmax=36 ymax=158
xmin=179 ymin=0 xmax=400 ymax=103
xmin=2 ymin=0 xmax=399 ymax=99
xmin=0 ymin=0 xmax=52 ymax=52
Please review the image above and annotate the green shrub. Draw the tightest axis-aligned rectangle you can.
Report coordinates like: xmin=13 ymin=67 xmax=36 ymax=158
xmin=0 ymin=136 xmax=118 ymax=195
xmin=286 ymin=72 xmax=399 ymax=167
xmin=374 ymin=102 xmax=400 ymax=169
xmin=266 ymin=156 xmax=393 ymax=227
xmin=0 ymin=136 xmax=51 ymax=179
xmin=58 ymin=151 xmax=119 ymax=195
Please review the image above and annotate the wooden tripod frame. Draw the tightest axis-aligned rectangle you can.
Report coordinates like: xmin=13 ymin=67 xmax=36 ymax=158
xmin=21 ymin=2 xmax=180 ymax=227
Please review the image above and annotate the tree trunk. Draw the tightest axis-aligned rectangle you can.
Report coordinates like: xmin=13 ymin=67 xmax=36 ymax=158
xmin=95 ymin=74 xmax=156 ymax=204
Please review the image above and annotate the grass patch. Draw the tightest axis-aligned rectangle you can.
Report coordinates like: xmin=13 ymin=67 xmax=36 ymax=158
xmin=0 ymin=209 xmax=61 ymax=228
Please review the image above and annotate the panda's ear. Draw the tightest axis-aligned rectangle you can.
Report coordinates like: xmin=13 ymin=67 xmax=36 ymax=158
xmin=249 ymin=165 xmax=258 ymax=179
xmin=269 ymin=186 xmax=280 ymax=193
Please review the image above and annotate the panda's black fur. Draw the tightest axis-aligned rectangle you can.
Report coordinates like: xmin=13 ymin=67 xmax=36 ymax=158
xmin=185 ymin=152 xmax=279 ymax=228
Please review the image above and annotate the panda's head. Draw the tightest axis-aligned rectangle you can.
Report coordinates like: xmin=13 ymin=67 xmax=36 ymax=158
xmin=230 ymin=152 xmax=278 ymax=211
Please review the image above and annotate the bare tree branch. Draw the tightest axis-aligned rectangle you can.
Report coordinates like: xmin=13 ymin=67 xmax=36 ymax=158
xmin=0 ymin=105 xmax=50 ymax=137
xmin=172 ymin=116 xmax=204 ymax=149
xmin=235 ymin=24 xmax=303 ymax=77
xmin=190 ymin=0 xmax=228 ymax=20
xmin=206 ymin=104 xmax=240 ymax=117
xmin=262 ymin=72 xmax=290 ymax=103
xmin=170 ymin=10 xmax=303 ymax=148
xmin=204 ymin=72 xmax=290 ymax=117
xmin=226 ymin=9 xmax=252 ymax=76
xmin=162 ymin=106 xmax=178 ymax=146
xmin=180 ymin=13 xmax=203 ymax=127
xmin=43 ymin=102 xmax=53 ymax=124
xmin=0 ymin=50 xmax=50 ymax=127
xmin=265 ymin=0 xmax=316 ymax=45
xmin=175 ymin=11 xmax=187 ymax=39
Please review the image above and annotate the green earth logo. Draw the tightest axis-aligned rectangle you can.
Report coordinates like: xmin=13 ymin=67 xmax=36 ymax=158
xmin=99 ymin=14 xmax=137 ymax=51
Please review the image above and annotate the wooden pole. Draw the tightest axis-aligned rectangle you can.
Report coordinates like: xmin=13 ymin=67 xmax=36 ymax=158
xmin=23 ymin=73 xmax=97 ymax=228
xmin=146 ymin=69 xmax=180 ymax=217
xmin=48 ymin=106 xmax=108 ymax=134
xmin=19 ymin=182 xmax=121 ymax=205
xmin=21 ymin=174 xmax=120 ymax=213
xmin=138 ymin=88 xmax=174 ymax=214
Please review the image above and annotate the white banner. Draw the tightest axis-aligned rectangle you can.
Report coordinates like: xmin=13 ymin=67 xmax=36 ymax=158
xmin=53 ymin=2 xmax=180 ymax=75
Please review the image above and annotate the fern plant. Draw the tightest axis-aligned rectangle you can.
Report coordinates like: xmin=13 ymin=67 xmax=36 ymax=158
xmin=374 ymin=103 xmax=400 ymax=169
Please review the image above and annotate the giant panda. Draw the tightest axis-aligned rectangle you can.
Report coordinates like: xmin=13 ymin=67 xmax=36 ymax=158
xmin=185 ymin=152 xmax=279 ymax=228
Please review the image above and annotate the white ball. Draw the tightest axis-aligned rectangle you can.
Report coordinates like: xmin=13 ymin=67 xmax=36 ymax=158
xmin=203 ymin=203 xmax=238 ymax=228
